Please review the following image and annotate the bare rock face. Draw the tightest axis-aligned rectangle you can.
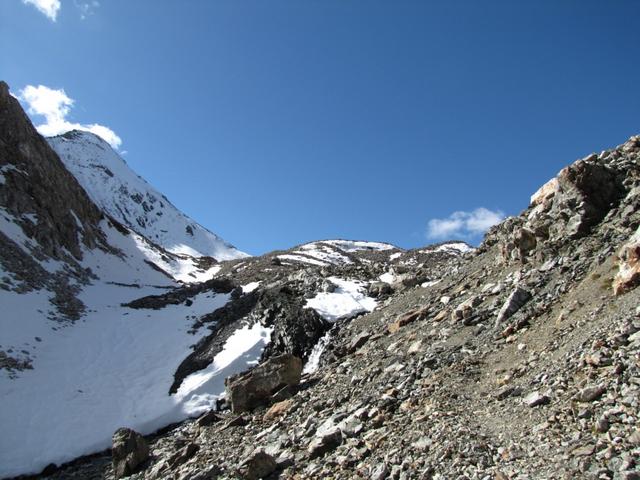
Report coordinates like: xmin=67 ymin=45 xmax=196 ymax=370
xmin=111 ymin=427 xmax=149 ymax=478
xmin=487 ymin=145 xmax=631 ymax=265
xmin=613 ymin=227 xmax=640 ymax=295
xmin=549 ymin=159 xmax=626 ymax=240
xmin=0 ymin=81 xmax=110 ymax=262
xmin=225 ymin=354 xmax=303 ymax=413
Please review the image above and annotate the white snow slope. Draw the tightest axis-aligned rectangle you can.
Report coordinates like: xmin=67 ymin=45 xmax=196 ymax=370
xmin=0 ymin=219 xmax=264 ymax=478
xmin=48 ymin=130 xmax=248 ymax=261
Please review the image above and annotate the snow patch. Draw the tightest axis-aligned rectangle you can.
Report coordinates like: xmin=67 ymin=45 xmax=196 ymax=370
xmin=0 ymin=284 xmax=231 ymax=478
xmin=303 ymin=330 xmax=332 ymax=374
xmin=322 ymin=240 xmax=395 ymax=252
xmin=420 ymin=242 xmax=474 ymax=255
xmin=305 ymin=277 xmax=377 ymax=322
xmin=175 ymin=321 xmax=273 ymax=415
xmin=278 ymin=254 xmax=329 ymax=267
xmin=379 ymin=271 xmax=396 ymax=284
xmin=242 ymin=281 xmax=261 ymax=294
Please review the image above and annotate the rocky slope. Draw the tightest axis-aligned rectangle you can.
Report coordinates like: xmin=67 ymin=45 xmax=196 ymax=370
xmin=15 ymin=132 xmax=640 ymax=480
xmin=1 ymin=80 xmax=476 ymax=479
xmin=3 ymin=79 xmax=640 ymax=479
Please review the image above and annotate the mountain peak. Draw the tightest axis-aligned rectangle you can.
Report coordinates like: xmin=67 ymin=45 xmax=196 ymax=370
xmin=47 ymin=130 xmax=248 ymax=261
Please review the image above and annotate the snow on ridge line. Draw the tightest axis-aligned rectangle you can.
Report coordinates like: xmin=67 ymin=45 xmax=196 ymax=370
xmin=305 ymin=277 xmax=377 ymax=322
xmin=47 ymin=130 xmax=248 ymax=262
xmin=420 ymin=242 xmax=475 ymax=255
xmin=317 ymin=239 xmax=397 ymax=252
xmin=278 ymin=254 xmax=329 ymax=267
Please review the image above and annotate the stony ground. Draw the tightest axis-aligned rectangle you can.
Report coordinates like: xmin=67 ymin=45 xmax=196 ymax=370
xmin=21 ymin=136 xmax=640 ymax=479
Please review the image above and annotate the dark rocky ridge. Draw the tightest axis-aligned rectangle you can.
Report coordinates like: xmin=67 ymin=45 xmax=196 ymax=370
xmin=0 ymin=81 xmax=112 ymax=262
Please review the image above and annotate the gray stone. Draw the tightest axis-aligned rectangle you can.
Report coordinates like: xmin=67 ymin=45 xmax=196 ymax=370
xmin=575 ymin=386 xmax=605 ymax=403
xmin=225 ymin=354 xmax=303 ymax=412
xmin=308 ymin=429 xmax=342 ymax=459
xmin=238 ymin=449 xmax=277 ymax=480
xmin=111 ymin=427 xmax=149 ymax=479
xmin=497 ymin=287 xmax=531 ymax=323
xmin=523 ymin=391 xmax=550 ymax=407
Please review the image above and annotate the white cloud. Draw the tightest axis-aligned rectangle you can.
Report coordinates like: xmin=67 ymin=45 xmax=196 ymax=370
xmin=74 ymin=0 xmax=99 ymax=19
xmin=427 ymin=207 xmax=504 ymax=240
xmin=22 ymin=0 xmax=61 ymax=21
xmin=18 ymin=84 xmax=122 ymax=149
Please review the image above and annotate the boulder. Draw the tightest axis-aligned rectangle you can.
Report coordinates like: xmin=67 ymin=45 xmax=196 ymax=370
xmin=613 ymin=227 xmax=640 ymax=295
xmin=388 ymin=307 xmax=429 ymax=333
xmin=308 ymin=429 xmax=342 ymax=459
xmin=368 ymin=281 xmax=393 ymax=297
xmin=225 ymin=354 xmax=303 ymax=413
xmin=263 ymin=399 xmax=295 ymax=421
xmin=238 ymin=449 xmax=277 ymax=480
xmin=496 ymin=287 xmax=531 ymax=323
xmin=549 ymin=159 xmax=625 ymax=240
xmin=111 ymin=427 xmax=149 ymax=479
xmin=451 ymin=296 xmax=481 ymax=321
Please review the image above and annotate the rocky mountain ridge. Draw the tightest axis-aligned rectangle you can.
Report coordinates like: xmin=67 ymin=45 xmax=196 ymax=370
xmin=1 ymin=77 xmax=640 ymax=479
xmin=31 ymin=133 xmax=640 ymax=480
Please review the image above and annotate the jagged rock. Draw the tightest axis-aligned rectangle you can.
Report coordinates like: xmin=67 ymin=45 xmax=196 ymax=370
xmin=496 ymin=286 xmax=531 ymax=323
xmin=263 ymin=399 xmax=295 ymax=421
xmin=452 ymin=296 xmax=481 ymax=321
xmin=549 ymin=158 xmax=626 ymax=239
xmin=111 ymin=428 xmax=149 ymax=478
xmin=388 ymin=306 xmax=429 ymax=333
xmin=368 ymin=281 xmax=393 ymax=297
xmin=222 ymin=415 xmax=248 ymax=429
xmin=225 ymin=354 xmax=303 ymax=412
xmin=613 ymin=227 xmax=640 ymax=295
xmin=371 ymin=463 xmax=390 ymax=480
xmin=575 ymin=385 xmax=606 ymax=403
xmin=308 ymin=429 xmax=342 ymax=459
xmin=167 ymin=442 xmax=199 ymax=469
xmin=348 ymin=331 xmax=371 ymax=352
xmin=523 ymin=391 xmax=549 ymax=407
xmin=196 ymin=410 xmax=222 ymax=427
xmin=515 ymin=227 xmax=537 ymax=259
xmin=237 ymin=449 xmax=277 ymax=480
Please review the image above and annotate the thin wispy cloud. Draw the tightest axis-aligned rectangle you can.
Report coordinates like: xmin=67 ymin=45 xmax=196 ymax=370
xmin=427 ymin=207 xmax=504 ymax=240
xmin=22 ymin=0 xmax=61 ymax=21
xmin=74 ymin=0 xmax=99 ymax=20
xmin=19 ymin=84 xmax=122 ymax=149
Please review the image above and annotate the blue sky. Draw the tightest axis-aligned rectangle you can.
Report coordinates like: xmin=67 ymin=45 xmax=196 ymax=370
xmin=2 ymin=1 xmax=639 ymax=254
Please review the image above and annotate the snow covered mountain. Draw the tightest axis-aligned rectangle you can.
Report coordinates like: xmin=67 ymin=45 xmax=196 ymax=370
xmin=47 ymin=130 xmax=247 ymax=261
xmin=0 ymin=81 xmax=474 ymax=478
xmin=0 ymin=82 xmax=257 ymax=477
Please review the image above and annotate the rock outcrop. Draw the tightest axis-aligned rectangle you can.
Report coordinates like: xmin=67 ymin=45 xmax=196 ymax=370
xmin=225 ymin=354 xmax=303 ymax=413
xmin=111 ymin=428 xmax=149 ymax=478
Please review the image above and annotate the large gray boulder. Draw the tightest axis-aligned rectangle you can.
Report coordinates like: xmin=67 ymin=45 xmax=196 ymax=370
xmin=496 ymin=287 xmax=531 ymax=323
xmin=111 ymin=427 xmax=149 ymax=478
xmin=225 ymin=354 xmax=303 ymax=413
